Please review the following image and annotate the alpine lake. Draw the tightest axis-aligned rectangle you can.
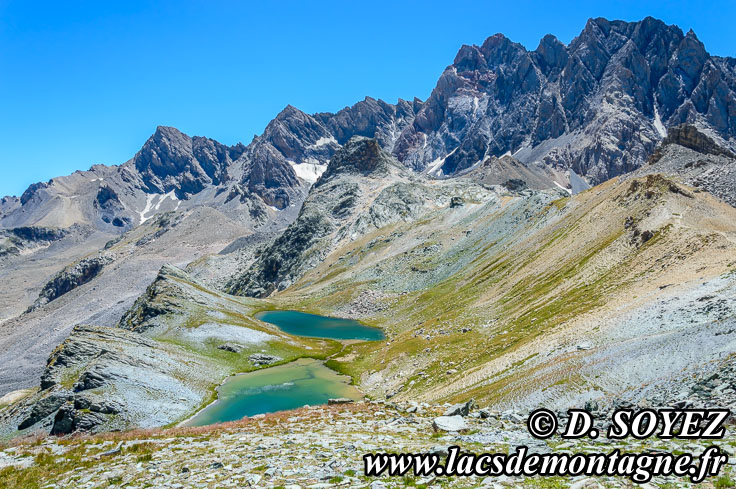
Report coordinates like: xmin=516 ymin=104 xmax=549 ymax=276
xmin=185 ymin=311 xmax=383 ymax=426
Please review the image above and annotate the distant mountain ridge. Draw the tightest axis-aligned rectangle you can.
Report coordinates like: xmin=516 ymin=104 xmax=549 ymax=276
xmin=0 ymin=97 xmax=421 ymax=231
xmin=3 ymin=16 xmax=735 ymax=232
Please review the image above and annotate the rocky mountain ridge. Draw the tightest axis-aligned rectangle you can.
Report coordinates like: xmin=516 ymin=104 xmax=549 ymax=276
xmin=393 ymin=17 xmax=736 ymax=183
xmin=227 ymin=136 xmax=491 ymax=297
xmin=6 ymin=17 xmax=736 ymax=236
xmin=1 ymin=97 xmax=422 ymax=234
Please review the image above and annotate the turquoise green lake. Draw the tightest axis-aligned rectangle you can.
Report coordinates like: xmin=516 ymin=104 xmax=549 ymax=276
xmin=255 ymin=310 xmax=384 ymax=341
xmin=185 ymin=358 xmax=362 ymax=427
xmin=185 ymin=311 xmax=382 ymax=426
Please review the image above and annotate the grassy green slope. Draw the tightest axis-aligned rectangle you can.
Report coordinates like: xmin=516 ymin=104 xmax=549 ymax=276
xmin=265 ymin=175 xmax=736 ymax=406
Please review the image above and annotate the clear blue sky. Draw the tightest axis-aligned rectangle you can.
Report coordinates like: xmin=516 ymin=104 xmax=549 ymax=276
xmin=1 ymin=0 xmax=734 ymax=197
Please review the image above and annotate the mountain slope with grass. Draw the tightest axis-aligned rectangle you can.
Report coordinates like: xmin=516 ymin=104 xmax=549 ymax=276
xmin=227 ymin=136 xmax=494 ymax=297
xmin=260 ymin=170 xmax=736 ymax=410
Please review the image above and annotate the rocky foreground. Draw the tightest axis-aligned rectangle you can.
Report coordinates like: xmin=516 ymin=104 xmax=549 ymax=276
xmin=1 ymin=399 xmax=735 ymax=489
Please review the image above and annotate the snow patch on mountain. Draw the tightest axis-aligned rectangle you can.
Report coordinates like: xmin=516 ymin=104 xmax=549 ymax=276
xmin=139 ymin=194 xmax=157 ymax=225
xmin=653 ymin=106 xmax=667 ymax=138
xmin=289 ymin=161 xmax=327 ymax=184
xmin=310 ymin=136 xmax=337 ymax=148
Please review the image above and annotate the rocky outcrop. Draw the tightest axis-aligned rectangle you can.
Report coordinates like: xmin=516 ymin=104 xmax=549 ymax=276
xmin=317 ymin=137 xmax=393 ymax=182
xmin=1 ymin=226 xmax=70 ymax=258
xmin=94 ymin=186 xmax=122 ymax=209
xmin=632 ymin=132 xmax=736 ymax=206
xmin=118 ymin=264 xmax=196 ymax=332
xmin=649 ymin=124 xmax=736 ymax=164
xmin=27 ymin=255 xmax=114 ymax=312
xmin=17 ymin=390 xmax=73 ymax=430
xmin=5 ymin=324 xmax=226 ymax=435
xmin=443 ymin=399 xmax=477 ymax=417
xmin=11 ymin=226 xmax=68 ymax=242
xmin=94 ymin=186 xmax=131 ymax=227
xmin=227 ymin=137 xmax=426 ymax=296
xmin=249 ymin=353 xmax=280 ymax=366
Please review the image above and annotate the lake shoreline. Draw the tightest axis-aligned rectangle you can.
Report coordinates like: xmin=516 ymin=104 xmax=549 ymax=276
xmin=255 ymin=310 xmax=385 ymax=341
xmin=181 ymin=310 xmax=383 ymax=427
xmin=181 ymin=357 xmax=364 ymax=427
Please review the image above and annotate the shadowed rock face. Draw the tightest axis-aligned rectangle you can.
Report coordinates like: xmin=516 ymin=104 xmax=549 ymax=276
xmin=27 ymin=255 xmax=114 ymax=312
xmin=240 ymin=140 xmax=301 ymax=210
xmin=317 ymin=137 xmax=393 ymax=182
xmin=649 ymin=124 xmax=736 ymax=164
xmin=9 ymin=323 xmax=222 ymax=435
xmin=134 ymin=126 xmax=240 ymax=197
xmin=392 ymin=17 xmax=736 ymax=183
xmin=631 ymin=125 xmax=736 ymax=207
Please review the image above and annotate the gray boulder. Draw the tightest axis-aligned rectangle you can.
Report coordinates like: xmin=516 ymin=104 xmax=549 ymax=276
xmin=443 ymin=399 xmax=477 ymax=417
xmin=327 ymin=398 xmax=354 ymax=405
xmin=432 ymin=415 xmax=469 ymax=432
xmin=217 ymin=343 xmax=243 ymax=353
xmin=249 ymin=353 xmax=281 ymax=366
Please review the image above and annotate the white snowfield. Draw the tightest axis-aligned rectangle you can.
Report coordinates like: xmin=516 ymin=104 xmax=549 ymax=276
xmin=289 ymin=161 xmax=327 ymax=183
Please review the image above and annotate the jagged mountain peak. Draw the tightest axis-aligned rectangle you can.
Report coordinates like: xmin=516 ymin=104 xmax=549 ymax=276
xmin=273 ymin=104 xmax=307 ymax=120
xmin=392 ymin=16 xmax=736 ymax=183
xmin=262 ymin=105 xmax=335 ymax=158
xmin=152 ymin=124 xmax=186 ymax=138
xmin=134 ymin=126 xmax=236 ymax=196
xmin=479 ymin=33 xmax=527 ymax=63
xmin=533 ymin=34 xmax=568 ymax=76
xmin=317 ymin=136 xmax=394 ymax=184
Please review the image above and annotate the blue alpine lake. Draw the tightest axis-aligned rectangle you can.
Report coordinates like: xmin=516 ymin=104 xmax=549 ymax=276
xmin=255 ymin=310 xmax=384 ymax=341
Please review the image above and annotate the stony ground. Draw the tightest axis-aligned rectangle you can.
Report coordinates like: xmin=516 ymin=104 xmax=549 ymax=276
xmin=1 ymin=401 xmax=735 ymax=489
